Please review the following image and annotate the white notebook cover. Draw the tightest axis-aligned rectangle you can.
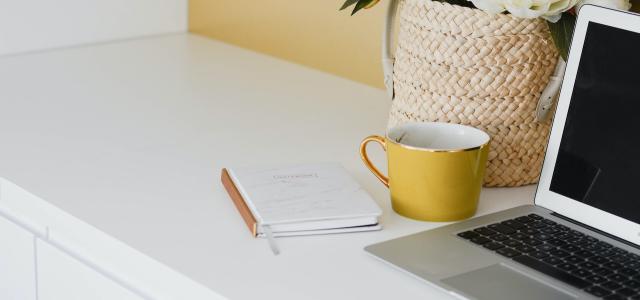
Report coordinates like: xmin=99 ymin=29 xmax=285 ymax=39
xmin=226 ymin=163 xmax=382 ymax=232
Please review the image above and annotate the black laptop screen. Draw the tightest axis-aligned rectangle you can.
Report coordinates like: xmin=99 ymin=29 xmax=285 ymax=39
xmin=550 ymin=22 xmax=640 ymax=224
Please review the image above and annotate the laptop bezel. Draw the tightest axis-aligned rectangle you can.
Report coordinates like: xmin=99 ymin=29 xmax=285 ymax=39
xmin=536 ymin=5 xmax=640 ymax=246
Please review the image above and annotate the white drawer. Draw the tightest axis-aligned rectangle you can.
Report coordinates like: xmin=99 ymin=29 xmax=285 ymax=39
xmin=36 ymin=239 xmax=143 ymax=300
xmin=0 ymin=216 xmax=36 ymax=300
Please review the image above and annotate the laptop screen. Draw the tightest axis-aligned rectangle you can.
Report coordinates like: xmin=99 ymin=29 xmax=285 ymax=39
xmin=550 ymin=21 xmax=640 ymax=224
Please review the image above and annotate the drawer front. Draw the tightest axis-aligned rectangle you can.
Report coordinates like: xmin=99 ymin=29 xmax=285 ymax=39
xmin=36 ymin=239 xmax=143 ymax=300
xmin=0 ymin=216 xmax=36 ymax=300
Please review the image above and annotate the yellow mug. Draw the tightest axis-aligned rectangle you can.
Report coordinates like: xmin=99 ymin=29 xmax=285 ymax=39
xmin=360 ymin=122 xmax=490 ymax=222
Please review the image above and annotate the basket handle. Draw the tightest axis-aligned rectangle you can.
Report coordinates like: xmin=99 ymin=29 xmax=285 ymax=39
xmin=382 ymin=0 xmax=566 ymax=122
xmin=536 ymin=57 xmax=566 ymax=122
xmin=382 ymin=0 xmax=400 ymax=99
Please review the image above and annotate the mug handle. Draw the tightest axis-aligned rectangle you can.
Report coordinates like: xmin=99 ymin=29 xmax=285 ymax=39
xmin=359 ymin=135 xmax=390 ymax=188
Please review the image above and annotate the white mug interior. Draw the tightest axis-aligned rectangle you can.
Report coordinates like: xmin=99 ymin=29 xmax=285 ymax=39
xmin=387 ymin=122 xmax=490 ymax=151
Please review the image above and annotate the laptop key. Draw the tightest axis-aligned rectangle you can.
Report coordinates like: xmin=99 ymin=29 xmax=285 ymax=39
xmin=536 ymin=244 xmax=555 ymax=252
xmin=543 ymin=257 xmax=564 ymax=265
xmin=502 ymin=220 xmax=526 ymax=230
xmin=457 ymin=231 xmax=480 ymax=239
xmin=473 ymin=227 xmax=497 ymax=236
xmin=574 ymin=250 xmax=594 ymax=258
xmin=528 ymin=214 xmax=543 ymax=220
xmin=470 ymin=236 xmax=491 ymax=245
xmin=502 ymin=239 xmax=523 ymax=248
xmin=604 ymin=294 xmax=626 ymax=300
xmin=570 ymin=230 xmax=585 ymax=237
xmin=483 ymin=242 xmax=504 ymax=251
xmin=566 ymin=235 xmax=582 ymax=243
xmin=513 ymin=255 xmax=591 ymax=289
xmin=626 ymin=259 xmax=640 ymax=268
xmin=579 ymin=261 xmax=599 ymax=270
xmin=612 ymin=248 xmax=628 ymax=255
xmin=616 ymin=288 xmax=636 ymax=297
xmin=519 ymin=228 xmax=539 ymax=235
xmin=620 ymin=267 xmax=639 ymax=277
xmin=565 ymin=256 xmax=584 ymax=264
xmin=604 ymin=262 xmax=623 ymax=270
xmin=522 ymin=238 xmax=543 ymax=246
xmin=515 ymin=245 xmax=536 ymax=253
xmin=623 ymin=279 xmax=640 ymax=289
xmin=590 ymin=256 xmax=610 ymax=264
xmin=512 ymin=233 xmax=529 ymax=240
xmin=530 ymin=251 xmax=549 ymax=259
xmin=542 ymin=227 xmax=560 ymax=234
xmin=593 ymin=267 xmax=614 ymax=276
xmin=490 ymin=234 xmax=509 ymax=242
xmin=550 ymin=249 xmax=571 ymax=258
xmin=586 ymin=275 xmax=608 ymax=284
xmin=584 ymin=236 xmax=598 ymax=242
xmin=610 ymin=254 xmax=631 ymax=263
xmin=627 ymin=253 xmax=640 ymax=260
xmin=599 ymin=250 xmax=617 ymax=257
xmin=548 ymin=239 xmax=568 ymax=247
xmin=515 ymin=216 xmax=535 ymax=224
xmin=530 ymin=222 xmax=547 ymax=229
xmin=533 ymin=233 xmax=553 ymax=241
xmin=608 ymin=273 xmax=629 ymax=282
xmin=626 ymin=261 xmax=640 ymax=268
xmin=571 ymin=268 xmax=593 ymax=278
xmin=561 ymin=245 xmax=581 ymax=252
xmin=488 ymin=223 xmax=516 ymax=235
xmin=575 ymin=239 xmax=592 ymax=246
xmin=584 ymin=285 xmax=612 ymax=297
xmin=585 ymin=244 xmax=605 ymax=253
xmin=496 ymin=247 xmax=521 ymax=258
xmin=602 ymin=281 xmax=623 ymax=291
xmin=542 ymin=219 xmax=556 ymax=225
xmin=558 ymin=263 xmax=578 ymax=272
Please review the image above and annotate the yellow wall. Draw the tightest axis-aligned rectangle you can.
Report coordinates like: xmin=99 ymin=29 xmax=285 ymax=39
xmin=188 ymin=0 xmax=386 ymax=88
xmin=189 ymin=1 xmax=640 ymax=89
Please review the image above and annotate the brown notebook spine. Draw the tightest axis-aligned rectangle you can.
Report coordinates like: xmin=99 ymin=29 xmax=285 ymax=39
xmin=221 ymin=168 xmax=258 ymax=237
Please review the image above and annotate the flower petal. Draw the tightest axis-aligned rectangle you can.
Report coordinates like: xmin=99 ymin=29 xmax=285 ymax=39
xmin=542 ymin=13 xmax=562 ymax=22
xmin=576 ymin=0 xmax=631 ymax=12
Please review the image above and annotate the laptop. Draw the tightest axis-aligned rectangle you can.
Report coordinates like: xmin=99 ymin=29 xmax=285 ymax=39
xmin=365 ymin=5 xmax=640 ymax=300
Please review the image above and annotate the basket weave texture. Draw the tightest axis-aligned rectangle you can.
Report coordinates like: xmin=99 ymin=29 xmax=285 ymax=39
xmin=388 ymin=0 xmax=559 ymax=187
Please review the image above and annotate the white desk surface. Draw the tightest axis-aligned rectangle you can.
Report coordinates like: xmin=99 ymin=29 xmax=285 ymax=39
xmin=0 ymin=33 xmax=535 ymax=300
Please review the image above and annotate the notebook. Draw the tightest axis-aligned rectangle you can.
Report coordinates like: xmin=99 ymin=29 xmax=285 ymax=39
xmin=221 ymin=163 xmax=382 ymax=238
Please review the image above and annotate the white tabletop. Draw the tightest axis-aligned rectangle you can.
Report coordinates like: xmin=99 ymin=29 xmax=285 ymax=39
xmin=0 ymin=33 xmax=535 ymax=300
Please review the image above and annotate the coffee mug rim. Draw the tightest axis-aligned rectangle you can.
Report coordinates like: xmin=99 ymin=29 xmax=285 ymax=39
xmin=385 ymin=122 xmax=490 ymax=153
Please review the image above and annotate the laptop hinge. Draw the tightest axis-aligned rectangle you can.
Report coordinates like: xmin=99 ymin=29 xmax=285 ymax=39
xmin=551 ymin=212 xmax=640 ymax=250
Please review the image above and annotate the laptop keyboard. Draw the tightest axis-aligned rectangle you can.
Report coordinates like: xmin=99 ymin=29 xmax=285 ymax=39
xmin=457 ymin=214 xmax=640 ymax=299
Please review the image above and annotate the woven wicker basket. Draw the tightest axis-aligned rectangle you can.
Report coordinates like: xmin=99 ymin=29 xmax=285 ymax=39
xmin=383 ymin=0 xmax=562 ymax=187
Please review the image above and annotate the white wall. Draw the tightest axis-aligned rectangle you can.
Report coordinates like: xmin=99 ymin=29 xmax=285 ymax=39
xmin=0 ymin=0 xmax=187 ymax=56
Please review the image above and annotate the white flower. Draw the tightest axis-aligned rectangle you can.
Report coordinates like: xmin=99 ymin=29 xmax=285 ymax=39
xmin=470 ymin=0 xmax=579 ymax=22
xmin=575 ymin=0 xmax=632 ymax=12
xmin=470 ymin=0 xmax=507 ymax=14
xmin=504 ymin=0 xmax=550 ymax=18
xmin=544 ymin=0 xmax=580 ymax=21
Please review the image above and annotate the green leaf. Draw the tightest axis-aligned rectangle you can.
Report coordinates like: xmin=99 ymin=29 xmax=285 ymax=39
xmin=547 ymin=13 xmax=577 ymax=61
xmin=351 ymin=0 xmax=376 ymax=15
xmin=432 ymin=0 xmax=476 ymax=8
xmin=340 ymin=0 xmax=359 ymax=10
